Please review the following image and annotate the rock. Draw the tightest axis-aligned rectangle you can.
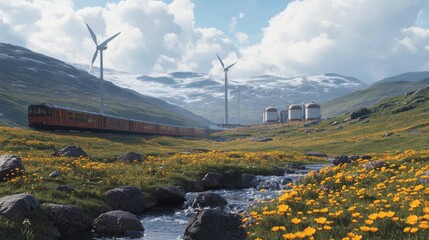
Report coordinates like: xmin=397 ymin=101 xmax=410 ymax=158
xmin=335 ymin=126 xmax=344 ymax=130
xmin=349 ymin=155 xmax=360 ymax=161
xmin=271 ymin=166 xmax=285 ymax=176
xmin=306 ymin=152 xmax=328 ymax=158
xmin=56 ymin=185 xmax=74 ymax=192
xmin=364 ymin=161 xmax=386 ymax=171
xmin=183 ymin=209 xmax=245 ymax=240
xmin=383 ymin=132 xmax=393 ymax=137
xmin=93 ymin=210 xmax=144 ymax=236
xmin=222 ymin=170 xmax=257 ymax=189
xmin=124 ymin=230 xmax=144 ymax=239
xmin=287 ymin=163 xmax=307 ymax=170
xmin=0 ymin=193 xmax=39 ymax=221
xmin=49 ymin=171 xmax=60 ymax=178
xmin=53 ymin=146 xmax=88 ymax=158
xmin=155 ymin=186 xmax=186 ymax=208
xmin=255 ymin=137 xmax=273 ymax=142
xmin=182 ymin=180 xmax=204 ymax=193
xmin=405 ymin=91 xmax=415 ymax=96
xmin=39 ymin=222 xmax=61 ymax=240
xmin=41 ymin=203 xmax=90 ymax=235
xmin=105 ymin=186 xmax=146 ymax=213
xmin=331 ymin=121 xmax=340 ymax=125
xmin=190 ymin=193 xmax=228 ymax=209
xmin=201 ymin=173 xmax=225 ymax=190
xmin=350 ymin=108 xmax=371 ymax=120
xmin=257 ymin=177 xmax=293 ymax=190
xmin=117 ymin=152 xmax=145 ymax=163
xmin=362 ymin=119 xmax=370 ymax=123
xmin=333 ymin=155 xmax=351 ymax=166
xmin=0 ymin=155 xmax=25 ymax=182
xmin=361 ymin=155 xmax=372 ymax=160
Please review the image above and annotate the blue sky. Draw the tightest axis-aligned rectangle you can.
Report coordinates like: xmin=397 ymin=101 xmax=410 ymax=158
xmin=73 ymin=0 xmax=291 ymax=45
xmin=1 ymin=0 xmax=429 ymax=82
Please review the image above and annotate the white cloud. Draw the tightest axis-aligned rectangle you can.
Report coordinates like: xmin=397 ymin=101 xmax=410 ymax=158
xmin=228 ymin=0 xmax=429 ymax=81
xmin=235 ymin=32 xmax=249 ymax=44
xmin=0 ymin=0 xmax=429 ymax=83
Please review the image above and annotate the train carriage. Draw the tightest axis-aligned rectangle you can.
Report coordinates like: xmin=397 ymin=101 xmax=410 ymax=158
xmin=28 ymin=103 xmax=208 ymax=136
xmin=129 ymin=119 xmax=158 ymax=134
xmin=28 ymin=104 xmax=100 ymax=131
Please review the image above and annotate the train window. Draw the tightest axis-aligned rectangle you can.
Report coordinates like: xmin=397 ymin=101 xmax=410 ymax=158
xmin=56 ymin=111 xmax=60 ymax=120
xmin=29 ymin=106 xmax=52 ymax=116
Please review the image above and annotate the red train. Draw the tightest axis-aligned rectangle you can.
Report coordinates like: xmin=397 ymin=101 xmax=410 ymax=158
xmin=28 ymin=104 xmax=207 ymax=136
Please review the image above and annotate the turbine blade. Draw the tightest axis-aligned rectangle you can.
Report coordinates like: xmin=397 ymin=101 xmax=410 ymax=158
xmin=100 ymin=32 xmax=121 ymax=46
xmin=216 ymin=53 xmax=225 ymax=69
xmin=86 ymin=23 xmax=98 ymax=45
xmin=225 ymin=62 xmax=237 ymax=71
xmin=89 ymin=50 xmax=98 ymax=72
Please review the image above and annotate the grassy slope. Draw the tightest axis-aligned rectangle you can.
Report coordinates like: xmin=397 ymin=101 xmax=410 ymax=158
xmin=0 ymin=86 xmax=427 ymax=239
xmin=321 ymin=78 xmax=429 ymax=117
xmin=208 ymin=86 xmax=429 ymax=155
xmin=0 ymin=43 xmax=211 ymax=127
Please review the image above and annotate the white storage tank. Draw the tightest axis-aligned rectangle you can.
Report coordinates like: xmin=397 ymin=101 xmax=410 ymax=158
xmin=305 ymin=102 xmax=321 ymax=121
xmin=263 ymin=107 xmax=278 ymax=124
xmin=288 ymin=104 xmax=303 ymax=121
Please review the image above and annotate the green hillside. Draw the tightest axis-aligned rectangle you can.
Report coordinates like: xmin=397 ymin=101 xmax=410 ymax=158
xmin=0 ymin=43 xmax=211 ymax=127
xmin=321 ymin=78 xmax=429 ymax=117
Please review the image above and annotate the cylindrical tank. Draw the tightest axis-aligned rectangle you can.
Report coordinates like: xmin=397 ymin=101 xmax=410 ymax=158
xmin=288 ymin=104 xmax=303 ymax=121
xmin=305 ymin=102 xmax=321 ymax=121
xmin=263 ymin=107 xmax=278 ymax=124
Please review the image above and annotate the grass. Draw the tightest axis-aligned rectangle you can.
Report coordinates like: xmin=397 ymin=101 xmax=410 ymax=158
xmin=0 ymin=87 xmax=428 ymax=239
xmin=244 ymin=150 xmax=429 ymax=240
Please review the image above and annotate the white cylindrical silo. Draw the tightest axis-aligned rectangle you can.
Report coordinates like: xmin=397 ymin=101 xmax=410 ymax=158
xmin=263 ymin=107 xmax=278 ymax=124
xmin=305 ymin=102 xmax=321 ymax=121
xmin=288 ymin=104 xmax=303 ymax=121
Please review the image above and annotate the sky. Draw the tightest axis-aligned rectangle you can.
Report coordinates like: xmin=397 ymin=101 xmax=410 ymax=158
xmin=1 ymin=0 xmax=429 ymax=83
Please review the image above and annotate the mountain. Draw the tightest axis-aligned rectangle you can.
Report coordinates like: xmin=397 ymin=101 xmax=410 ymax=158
xmin=373 ymin=71 xmax=429 ymax=85
xmin=0 ymin=43 xmax=211 ymax=127
xmin=322 ymin=72 xmax=429 ymax=117
xmin=75 ymin=66 xmax=367 ymax=124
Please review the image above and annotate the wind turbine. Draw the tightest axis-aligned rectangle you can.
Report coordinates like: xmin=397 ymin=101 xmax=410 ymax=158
xmin=86 ymin=23 xmax=120 ymax=114
xmin=216 ymin=54 xmax=236 ymax=125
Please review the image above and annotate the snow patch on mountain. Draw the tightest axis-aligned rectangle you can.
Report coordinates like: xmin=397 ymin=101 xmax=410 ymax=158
xmin=72 ymin=64 xmax=366 ymax=123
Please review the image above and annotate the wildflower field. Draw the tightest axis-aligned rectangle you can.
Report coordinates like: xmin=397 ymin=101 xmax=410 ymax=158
xmin=244 ymin=150 xmax=429 ymax=240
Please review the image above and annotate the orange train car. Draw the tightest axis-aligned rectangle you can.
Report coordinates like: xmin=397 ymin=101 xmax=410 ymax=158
xmin=28 ymin=104 xmax=207 ymax=136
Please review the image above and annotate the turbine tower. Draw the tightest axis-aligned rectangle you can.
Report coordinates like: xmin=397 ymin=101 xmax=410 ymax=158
xmin=236 ymin=86 xmax=241 ymax=125
xmin=86 ymin=23 xmax=120 ymax=114
xmin=216 ymin=54 xmax=236 ymax=125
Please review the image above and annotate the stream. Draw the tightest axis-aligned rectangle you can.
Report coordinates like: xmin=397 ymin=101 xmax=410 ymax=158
xmin=86 ymin=164 xmax=329 ymax=240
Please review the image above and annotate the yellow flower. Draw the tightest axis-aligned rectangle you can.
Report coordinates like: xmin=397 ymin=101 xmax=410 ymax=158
xmin=360 ymin=226 xmax=370 ymax=232
xmin=406 ymin=215 xmax=418 ymax=225
xmin=352 ymin=212 xmax=360 ymax=218
xmin=323 ymin=225 xmax=332 ymax=230
xmin=386 ymin=211 xmax=395 ymax=217
xmin=368 ymin=213 xmax=378 ymax=220
xmin=369 ymin=227 xmax=378 ymax=232
xmin=272 ymin=226 xmax=280 ymax=232
xmin=410 ymin=200 xmax=420 ymax=208
xmin=295 ymin=231 xmax=306 ymax=239
xmin=410 ymin=227 xmax=419 ymax=233
xmin=291 ymin=218 xmax=301 ymax=224
xmin=283 ymin=233 xmax=295 ymax=239
xmin=424 ymin=207 xmax=429 ymax=214
xmin=419 ymin=222 xmax=429 ymax=229
xmin=303 ymin=227 xmax=316 ymax=236
xmin=277 ymin=204 xmax=290 ymax=214
xmin=377 ymin=211 xmax=386 ymax=218
xmin=365 ymin=220 xmax=373 ymax=225
xmin=404 ymin=227 xmax=410 ymax=233
xmin=315 ymin=217 xmax=327 ymax=224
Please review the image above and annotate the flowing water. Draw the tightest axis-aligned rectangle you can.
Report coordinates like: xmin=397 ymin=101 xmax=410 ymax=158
xmin=89 ymin=164 xmax=329 ymax=240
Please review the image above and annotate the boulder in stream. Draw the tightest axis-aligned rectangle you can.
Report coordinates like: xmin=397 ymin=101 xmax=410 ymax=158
xmin=93 ymin=210 xmax=144 ymax=237
xmin=105 ymin=186 xmax=146 ymax=213
xmin=183 ymin=209 xmax=245 ymax=240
